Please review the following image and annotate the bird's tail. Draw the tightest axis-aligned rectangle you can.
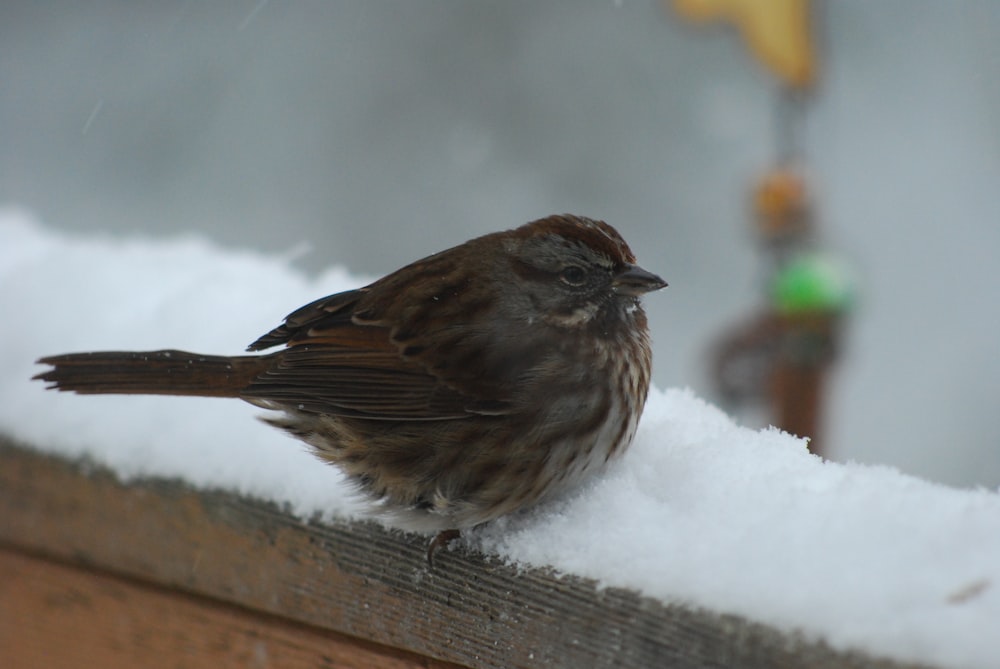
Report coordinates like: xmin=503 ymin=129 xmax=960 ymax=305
xmin=33 ymin=349 xmax=272 ymax=398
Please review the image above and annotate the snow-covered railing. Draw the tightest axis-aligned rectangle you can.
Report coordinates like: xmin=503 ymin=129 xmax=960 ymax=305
xmin=2 ymin=439 xmax=929 ymax=669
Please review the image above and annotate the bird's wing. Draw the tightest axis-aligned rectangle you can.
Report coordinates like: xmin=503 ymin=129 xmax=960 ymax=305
xmin=246 ymin=288 xmax=369 ymax=352
xmin=242 ymin=287 xmax=514 ymax=420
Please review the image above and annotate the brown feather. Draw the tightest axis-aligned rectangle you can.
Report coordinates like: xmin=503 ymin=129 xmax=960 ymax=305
xmin=34 ymin=350 xmax=271 ymax=397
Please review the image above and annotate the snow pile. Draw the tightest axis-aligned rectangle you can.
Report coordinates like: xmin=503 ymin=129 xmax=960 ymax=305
xmin=2 ymin=209 xmax=998 ymax=669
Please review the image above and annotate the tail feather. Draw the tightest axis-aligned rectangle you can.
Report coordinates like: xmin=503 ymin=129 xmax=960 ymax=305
xmin=34 ymin=349 xmax=271 ymax=398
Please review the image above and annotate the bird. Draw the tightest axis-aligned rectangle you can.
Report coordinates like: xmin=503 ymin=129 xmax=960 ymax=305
xmin=34 ymin=214 xmax=666 ymax=564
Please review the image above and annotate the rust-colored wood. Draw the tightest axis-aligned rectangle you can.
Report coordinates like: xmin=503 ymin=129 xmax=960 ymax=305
xmin=772 ymin=361 xmax=824 ymax=452
xmin=0 ymin=548 xmax=456 ymax=669
xmin=0 ymin=438 xmax=932 ymax=669
xmin=771 ymin=313 xmax=838 ymax=458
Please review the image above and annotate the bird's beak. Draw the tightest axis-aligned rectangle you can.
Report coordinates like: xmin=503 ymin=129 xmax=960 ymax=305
xmin=612 ymin=264 xmax=667 ymax=296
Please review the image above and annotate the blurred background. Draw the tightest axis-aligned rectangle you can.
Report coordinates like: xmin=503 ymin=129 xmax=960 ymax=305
xmin=2 ymin=1 xmax=998 ymax=488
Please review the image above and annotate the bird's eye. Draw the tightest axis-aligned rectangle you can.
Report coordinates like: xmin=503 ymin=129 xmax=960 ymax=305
xmin=559 ymin=265 xmax=587 ymax=286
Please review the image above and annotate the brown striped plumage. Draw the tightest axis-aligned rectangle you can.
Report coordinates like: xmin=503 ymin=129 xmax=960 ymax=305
xmin=34 ymin=215 xmax=666 ymax=557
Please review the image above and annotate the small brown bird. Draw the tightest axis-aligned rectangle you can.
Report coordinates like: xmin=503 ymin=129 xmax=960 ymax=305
xmin=35 ymin=214 xmax=666 ymax=561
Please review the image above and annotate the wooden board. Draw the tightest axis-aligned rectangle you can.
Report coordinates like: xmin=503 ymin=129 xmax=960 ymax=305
xmin=0 ymin=549 xmax=457 ymax=669
xmin=0 ymin=439 xmax=933 ymax=669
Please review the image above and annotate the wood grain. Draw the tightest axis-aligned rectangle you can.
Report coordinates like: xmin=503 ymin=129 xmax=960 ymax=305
xmin=0 ymin=439 xmax=933 ymax=669
xmin=0 ymin=549 xmax=457 ymax=669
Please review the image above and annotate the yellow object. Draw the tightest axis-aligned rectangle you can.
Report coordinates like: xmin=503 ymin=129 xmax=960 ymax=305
xmin=673 ymin=0 xmax=816 ymax=87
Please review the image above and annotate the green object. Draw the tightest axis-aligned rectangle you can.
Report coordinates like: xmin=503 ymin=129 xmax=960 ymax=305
xmin=772 ymin=253 xmax=854 ymax=314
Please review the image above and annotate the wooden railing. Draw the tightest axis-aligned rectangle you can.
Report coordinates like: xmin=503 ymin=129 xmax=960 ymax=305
xmin=0 ymin=438 xmax=931 ymax=669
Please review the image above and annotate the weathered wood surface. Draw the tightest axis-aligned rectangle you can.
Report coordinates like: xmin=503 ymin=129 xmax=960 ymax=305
xmin=0 ymin=549 xmax=456 ymax=668
xmin=0 ymin=439 xmax=932 ymax=669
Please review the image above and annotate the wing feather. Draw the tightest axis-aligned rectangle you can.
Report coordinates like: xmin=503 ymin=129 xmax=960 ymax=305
xmin=242 ymin=286 xmax=513 ymax=420
xmin=240 ymin=240 xmax=546 ymax=422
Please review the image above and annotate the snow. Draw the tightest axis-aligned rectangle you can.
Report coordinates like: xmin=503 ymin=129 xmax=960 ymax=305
xmin=2 ymin=209 xmax=998 ymax=669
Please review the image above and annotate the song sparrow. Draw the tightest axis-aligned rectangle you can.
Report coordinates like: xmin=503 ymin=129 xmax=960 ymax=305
xmin=34 ymin=214 xmax=666 ymax=562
